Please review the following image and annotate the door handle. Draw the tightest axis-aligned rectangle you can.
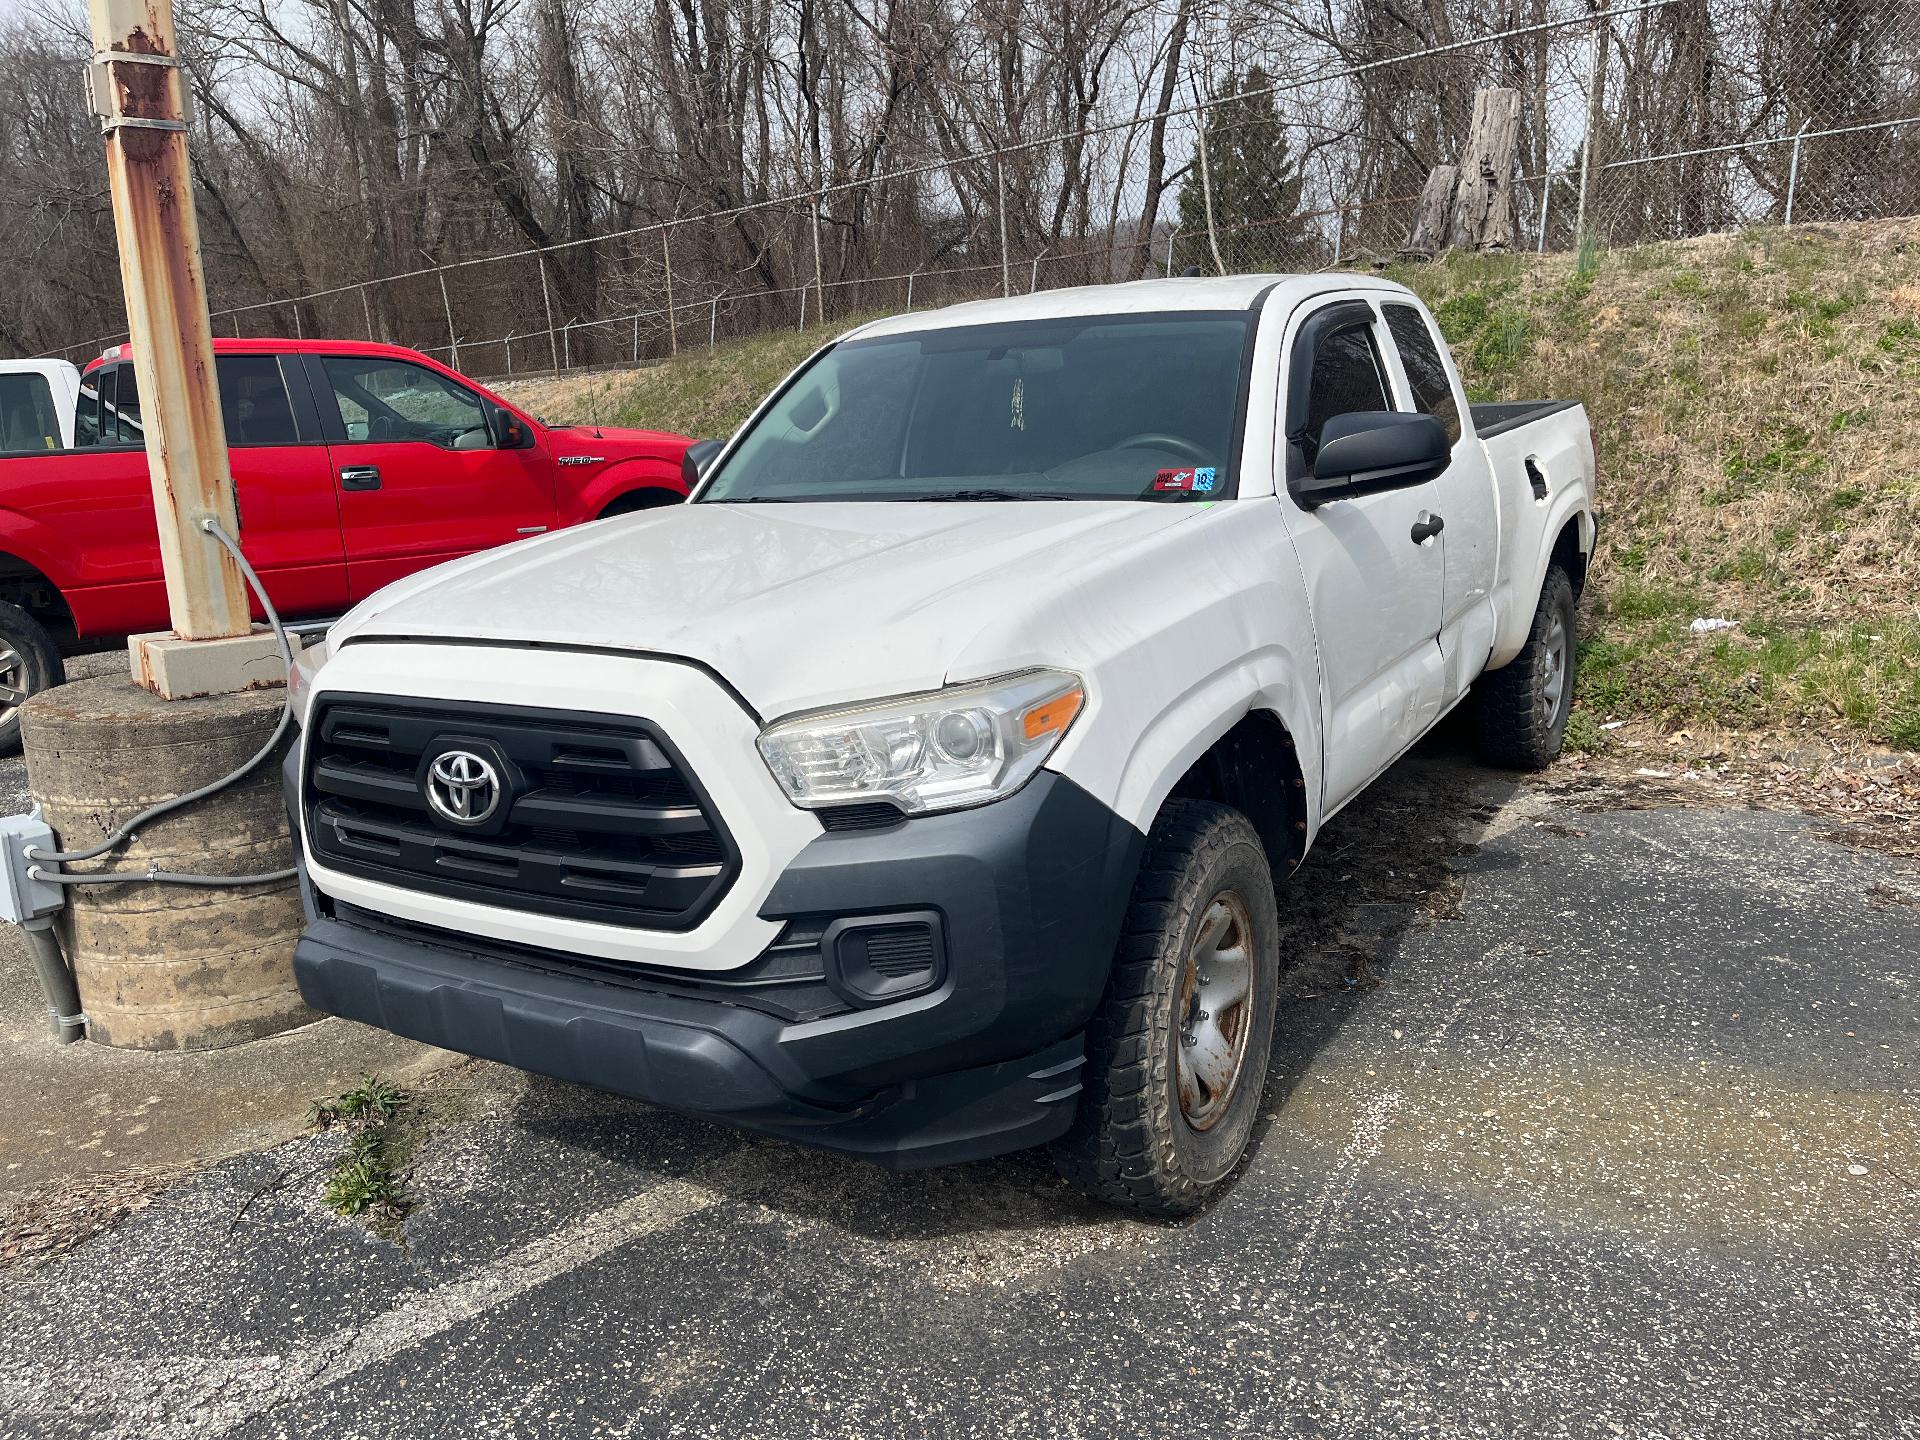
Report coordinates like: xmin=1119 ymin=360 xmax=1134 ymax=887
xmin=339 ymin=465 xmax=382 ymax=491
xmin=1410 ymin=511 xmax=1445 ymax=545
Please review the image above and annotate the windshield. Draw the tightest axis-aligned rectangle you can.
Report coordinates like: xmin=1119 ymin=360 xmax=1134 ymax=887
xmin=697 ymin=312 xmax=1252 ymax=503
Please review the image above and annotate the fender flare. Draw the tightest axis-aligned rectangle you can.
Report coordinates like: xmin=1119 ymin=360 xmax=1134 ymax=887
xmin=563 ymin=458 xmax=688 ymax=524
xmin=0 ymin=514 xmax=85 ymax=625
xmin=1088 ymin=645 xmax=1326 ymax=854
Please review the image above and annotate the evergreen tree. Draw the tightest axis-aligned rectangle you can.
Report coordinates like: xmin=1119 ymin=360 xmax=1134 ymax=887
xmin=1175 ymin=69 xmax=1315 ymax=274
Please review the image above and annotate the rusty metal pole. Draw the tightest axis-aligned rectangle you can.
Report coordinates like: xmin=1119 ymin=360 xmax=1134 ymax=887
xmin=85 ymin=0 xmax=248 ymax=642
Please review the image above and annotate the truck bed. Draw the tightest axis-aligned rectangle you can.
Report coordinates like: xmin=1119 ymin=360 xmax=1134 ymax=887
xmin=1470 ymin=399 xmax=1581 ymax=440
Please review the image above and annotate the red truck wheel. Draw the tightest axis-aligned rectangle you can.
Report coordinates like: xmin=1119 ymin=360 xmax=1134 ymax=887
xmin=0 ymin=602 xmax=64 ymax=754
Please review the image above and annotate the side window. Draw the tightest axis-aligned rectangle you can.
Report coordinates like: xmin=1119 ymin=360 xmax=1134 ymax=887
xmin=0 ymin=373 xmax=64 ymax=454
xmin=216 ymin=355 xmax=300 ymax=446
xmin=96 ymin=367 xmax=118 ymax=444
xmin=1301 ymin=321 xmax=1390 ymax=462
xmin=320 ymin=357 xmax=491 ymax=450
xmin=74 ymin=371 xmax=102 ymax=447
xmin=1384 ymin=304 xmax=1462 ymax=444
xmin=112 ymin=364 xmax=145 ymax=445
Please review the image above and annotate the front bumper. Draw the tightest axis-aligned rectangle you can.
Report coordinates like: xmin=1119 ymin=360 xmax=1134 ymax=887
xmin=291 ymin=764 xmax=1146 ymax=1167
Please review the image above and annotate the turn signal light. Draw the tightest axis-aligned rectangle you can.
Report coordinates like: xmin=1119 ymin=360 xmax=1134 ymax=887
xmin=1022 ymin=686 xmax=1084 ymax=742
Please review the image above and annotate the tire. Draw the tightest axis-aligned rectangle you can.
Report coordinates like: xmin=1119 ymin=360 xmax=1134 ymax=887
xmin=1474 ymin=564 xmax=1576 ymax=770
xmin=598 ymin=489 xmax=682 ymax=519
xmin=1052 ymin=799 xmax=1280 ymax=1216
xmin=0 ymin=602 xmax=65 ymax=756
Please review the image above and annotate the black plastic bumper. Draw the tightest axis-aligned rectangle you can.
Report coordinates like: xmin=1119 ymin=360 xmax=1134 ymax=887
xmin=290 ymin=760 xmax=1145 ymax=1168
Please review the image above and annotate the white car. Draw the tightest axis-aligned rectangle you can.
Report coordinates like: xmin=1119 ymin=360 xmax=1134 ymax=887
xmin=286 ymin=275 xmax=1596 ymax=1214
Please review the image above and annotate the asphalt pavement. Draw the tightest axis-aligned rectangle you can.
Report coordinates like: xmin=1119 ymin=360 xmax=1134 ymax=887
xmin=1 ymin=749 xmax=1915 ymax=1439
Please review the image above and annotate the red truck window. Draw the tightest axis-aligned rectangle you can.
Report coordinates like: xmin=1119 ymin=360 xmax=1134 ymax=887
xmin=109 ymin=365 xmax=143 ymax=445
xmin=317 ymin=357 xmax=492 ymax=451
xmin=75 ymin=371 xmax=102 ymax=447
xmin=218 ymin=356 xmax=301 ymax=447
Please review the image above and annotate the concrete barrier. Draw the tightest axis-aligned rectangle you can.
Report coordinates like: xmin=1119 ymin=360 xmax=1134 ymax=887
xmin=21 ymin=675 xmax=310 ymax=1050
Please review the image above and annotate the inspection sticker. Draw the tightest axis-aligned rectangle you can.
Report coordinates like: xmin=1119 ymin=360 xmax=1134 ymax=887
xmin=1153 ymin=467 xmax=1216 ymax=493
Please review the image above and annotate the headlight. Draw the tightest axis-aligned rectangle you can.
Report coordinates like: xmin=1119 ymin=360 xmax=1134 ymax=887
xmin=287 ymin=639 xmax=328 ymax=729
xmin=757 ymin=669 xmax=1085 ymax=815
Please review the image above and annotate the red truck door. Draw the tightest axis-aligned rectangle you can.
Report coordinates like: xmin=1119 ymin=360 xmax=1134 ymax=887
xmin=40 ymin=356 xmax=346 ymax=637
xmin=299 ymin=352 xmax=556 ymax=600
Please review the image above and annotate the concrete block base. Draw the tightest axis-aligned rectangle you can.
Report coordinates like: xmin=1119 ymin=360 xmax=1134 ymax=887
xmin=20 ymin=676 xmax=309 ymax=1051
xmin=130 ymin=627 xmax=286 ymax=700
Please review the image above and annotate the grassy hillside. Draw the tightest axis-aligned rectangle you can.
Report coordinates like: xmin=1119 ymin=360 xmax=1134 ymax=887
xmin=497 ymin=219 xmax=1920 ymax=753
xmin=1387 ymin=221 xmax=1920 ymax=752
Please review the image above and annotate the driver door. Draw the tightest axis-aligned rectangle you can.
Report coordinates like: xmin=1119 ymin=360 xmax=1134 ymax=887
xmin=303 ymin=353 xmax=555 ymax=600
xmin=1278 ymin=299 xmax=1447 ymax=814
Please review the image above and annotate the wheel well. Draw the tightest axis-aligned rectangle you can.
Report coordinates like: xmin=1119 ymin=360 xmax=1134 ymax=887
xmin=0 ymin=553 xmax=71 ymax=628
xmin=1164 ymin=710 xmax=1307 ymax=875
xmin=1551 ymin=516 xmax=1589 ymax=598
xmin=598 ymin=487 xmax=684 ymax=519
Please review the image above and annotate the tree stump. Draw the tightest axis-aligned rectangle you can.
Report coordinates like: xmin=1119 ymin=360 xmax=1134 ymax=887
xmin=1445 ymin=88 xmax=1522 ymax=252
xmin=1406 ymin=165 xmax=1459 ymax=257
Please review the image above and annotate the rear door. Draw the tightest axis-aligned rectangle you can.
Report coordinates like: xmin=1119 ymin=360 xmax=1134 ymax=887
xmin=216 ymin=353 xmax=349 ymax=619
xmin=1379 ymin=302 xmax=1500 ymax=704
xmin=302 ymin=352 xmax=556 ymax=600
xmin=1277 ymin=298 xmax=1446 ymax=813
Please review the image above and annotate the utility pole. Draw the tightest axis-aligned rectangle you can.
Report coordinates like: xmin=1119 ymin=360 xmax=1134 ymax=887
xmin=84 ymin=0 xmax=250 ymax=651
xmin=20 ymin=0 xmax=312 ymax=1056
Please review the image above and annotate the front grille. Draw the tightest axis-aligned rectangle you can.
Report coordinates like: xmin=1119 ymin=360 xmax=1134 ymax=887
xmin=304 ymin=695 xmax=739 ymax=930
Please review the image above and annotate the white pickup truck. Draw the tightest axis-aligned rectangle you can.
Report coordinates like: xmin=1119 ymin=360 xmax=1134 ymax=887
xmin=287 ymin=275 xmax=1595 ymax=1214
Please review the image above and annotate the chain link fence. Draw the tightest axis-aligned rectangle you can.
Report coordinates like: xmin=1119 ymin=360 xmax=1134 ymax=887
xmin=52 ymin=0 xmax=1920 ymax=379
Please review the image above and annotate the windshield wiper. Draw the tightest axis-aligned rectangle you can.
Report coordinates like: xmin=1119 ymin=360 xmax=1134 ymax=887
xmin=906 ymin=488 xmax=1080 ymax=502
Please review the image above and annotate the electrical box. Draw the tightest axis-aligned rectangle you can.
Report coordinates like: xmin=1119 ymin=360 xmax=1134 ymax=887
xmin=0 ymin=811 xmax=64 ymax=925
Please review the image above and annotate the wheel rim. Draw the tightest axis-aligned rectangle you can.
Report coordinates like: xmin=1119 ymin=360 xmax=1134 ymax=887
xmin=1176 ymin=890 xmax=1257 ymax=1132
xmin=0 ymin=644 xmax=26 ymax=727
xmin=1540 ymin=610 xmax=1569 ymax=727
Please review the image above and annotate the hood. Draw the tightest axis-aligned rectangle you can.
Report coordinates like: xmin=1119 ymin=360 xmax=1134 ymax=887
xmin=547 ymin=423 xmax=688 ymax=462
xmin=333 ymin=501 xmax=1203 ymax=717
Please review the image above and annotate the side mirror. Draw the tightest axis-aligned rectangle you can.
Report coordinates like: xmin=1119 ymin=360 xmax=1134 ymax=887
xmin=492 ymin=407 xmax=532 ymax=450
xmin=682 ymin=438 xmax=724 ymax=489
xmin=1290 ymin=411 xmax=1450 ymax=509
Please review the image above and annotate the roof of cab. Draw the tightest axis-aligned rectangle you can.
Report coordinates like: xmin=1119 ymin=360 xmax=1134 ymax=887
xmin=842 ymin=273 xmax=1419 ymax=341
xmin=84 ymin=337 xmax=439 ymax=373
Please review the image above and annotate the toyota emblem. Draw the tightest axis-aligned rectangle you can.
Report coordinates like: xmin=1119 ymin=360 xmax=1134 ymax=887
xmin=425 ymin=749 xmax=502 ymax=825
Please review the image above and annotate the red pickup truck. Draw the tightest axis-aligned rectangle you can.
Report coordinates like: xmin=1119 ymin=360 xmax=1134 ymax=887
xmin=0 ymin=338 xmax=691 ymax=748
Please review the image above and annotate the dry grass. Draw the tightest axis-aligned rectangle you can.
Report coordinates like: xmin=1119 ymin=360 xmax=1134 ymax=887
xmin=1389 ymin=219 xmax=1920 ymax=750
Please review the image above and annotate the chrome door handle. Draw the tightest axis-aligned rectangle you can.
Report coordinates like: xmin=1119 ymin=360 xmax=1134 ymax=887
xmin=339 ymin=465 xmax=382 ymax=491
xmin=1410 ymin=511 xmax=1445 ymax=544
